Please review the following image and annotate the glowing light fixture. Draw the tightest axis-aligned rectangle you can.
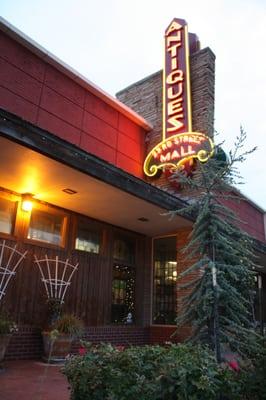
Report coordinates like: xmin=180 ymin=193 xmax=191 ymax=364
xmin=21 ymin=193 xmax=33 ymax=212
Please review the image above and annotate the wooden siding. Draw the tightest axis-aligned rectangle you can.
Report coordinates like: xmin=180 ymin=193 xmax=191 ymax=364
xmin=0 ymin=206 xmax=151 ymax=327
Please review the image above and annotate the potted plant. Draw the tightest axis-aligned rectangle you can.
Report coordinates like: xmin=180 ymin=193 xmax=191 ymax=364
xmin=42 ymin=313 xmax=84 ymax=363
xmin=0 ymin=312 xmax=18 ymax=367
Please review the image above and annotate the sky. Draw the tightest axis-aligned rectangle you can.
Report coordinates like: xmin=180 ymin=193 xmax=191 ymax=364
xmin=1 ymin=0 xmax=266 ymax=210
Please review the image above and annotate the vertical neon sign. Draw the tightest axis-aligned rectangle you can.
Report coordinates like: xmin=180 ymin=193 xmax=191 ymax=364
xmin=143 ymin=18 xmax=214 ymax=178
xmin=163 ymin=18 xmax=192 ymax=139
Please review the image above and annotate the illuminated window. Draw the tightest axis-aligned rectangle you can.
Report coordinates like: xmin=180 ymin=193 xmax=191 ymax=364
xmin=153 ymin=236 xmax=177 ymax=325
xmin=111 ymin=235 xmax=136 ymax=323
xmin=27 ymin=207 xmax=66 ymax=246
xmin=111 ymin=264 xmax=135 ymax=324
xmin=0 ymin=197 xmax=16 ymax=235
xmin=75 ymin=219 xmax=101 ymax=254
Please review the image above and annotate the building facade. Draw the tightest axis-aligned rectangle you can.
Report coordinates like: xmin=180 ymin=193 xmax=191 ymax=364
xmin=0 ymin=17 xmax=265 ymax=360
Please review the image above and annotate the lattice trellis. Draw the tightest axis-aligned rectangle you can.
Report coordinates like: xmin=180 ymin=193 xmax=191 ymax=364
xmin=34 ymin=255 xmax=79 ymax=304
xmin=0 ymin=240 xmax=27 ymax=301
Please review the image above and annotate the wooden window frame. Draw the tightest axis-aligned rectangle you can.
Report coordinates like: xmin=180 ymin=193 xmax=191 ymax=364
xmin=151 ymin=234 xmax=178 ymax=327
xmin=112 ymin=233 xmax=136 ymax=266
xmin=72 ymin=216 xmax=103 ymax=255
xmin=111 ymin=232 xmax=137 ymax=324
xmin=111 ymin=263 xmax=136 ymax=324
xmin=0 ymin=191 xmax=19 ymax=240
xmin=24 ymin=202 xmax=68 ymax=250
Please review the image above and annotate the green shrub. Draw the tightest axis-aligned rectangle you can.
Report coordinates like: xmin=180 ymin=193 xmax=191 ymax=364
xmin=51 ymin=313 xmax=84 ymax=336
xmin=0 ymin=312 xmax=18 ymax=334
xmin=238 ymin=349 xmax=266 ymax=400
xmin=63 ymin=342 xmax=243 ymax=400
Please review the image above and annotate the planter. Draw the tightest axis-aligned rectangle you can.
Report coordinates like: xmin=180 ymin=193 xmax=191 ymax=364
xmin=42 ymin=331 xmax=73 ymax=363
xmin=0 ymin=334 xmax=11 ymax=366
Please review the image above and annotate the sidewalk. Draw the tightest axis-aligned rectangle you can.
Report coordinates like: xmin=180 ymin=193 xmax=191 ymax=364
xmin=0 ymin=360 xmax=70 ymax=400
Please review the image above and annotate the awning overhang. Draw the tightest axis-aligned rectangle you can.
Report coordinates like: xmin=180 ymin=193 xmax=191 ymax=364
xmin=0 ymin=109 xmax=192 ymax=236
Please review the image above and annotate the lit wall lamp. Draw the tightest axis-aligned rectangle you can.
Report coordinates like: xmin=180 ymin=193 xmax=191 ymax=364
xmin=21 ymin=193 xmax=33 ymax=212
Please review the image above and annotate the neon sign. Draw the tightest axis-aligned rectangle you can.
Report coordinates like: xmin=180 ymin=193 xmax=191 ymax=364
xmin=144 ymin=18 xmax=214 ymax=178
xmin=144 ymin=132 xmax=213 ymax=177
xmin=164 ymin=18 xmax=191 ymax=137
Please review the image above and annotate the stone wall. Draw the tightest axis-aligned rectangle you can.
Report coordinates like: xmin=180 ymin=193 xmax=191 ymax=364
xmin=116 ymin=47 xmax=215 ymax=140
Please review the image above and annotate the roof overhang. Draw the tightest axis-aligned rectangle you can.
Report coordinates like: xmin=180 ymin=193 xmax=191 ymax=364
xmin=0 ymin=108 xmax=192 ymax=236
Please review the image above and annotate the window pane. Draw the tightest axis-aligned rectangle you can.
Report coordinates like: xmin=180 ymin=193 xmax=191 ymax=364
xmin=113 ymin=237 xmax=135 ymax=264
xmin=153 ymin=236 xmax=177 ymax=325
xmin=0 ymin=197 xmax=16 ymax=235
xmin=28 ymin=208 xmax=65 ymax=245
xmin=111 ymin=264 xmax=135 ymax=323
xmin=75 ymin=220 xmax=101 ymax=253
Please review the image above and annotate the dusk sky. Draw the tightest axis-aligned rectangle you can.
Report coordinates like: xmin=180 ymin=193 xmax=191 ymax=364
xmin=1 ymin=0 xmax=266 ymax=209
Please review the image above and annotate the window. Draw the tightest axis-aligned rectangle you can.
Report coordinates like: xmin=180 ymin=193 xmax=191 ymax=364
xmin=0 ymin=197 xmax=16 ymax=235
xmin=75 ymin=219 xmax=101 ymax=253
xmin=111 ymin=235 xmax=136 ymax=323
xmin=113 ymin=236 xmax=135 ymax=264
xmin=153 ymin=236 xmax=177 ymax=325
xmin=111 ymin=264 xmax=135 ymax=323
xmin=27 ymin=207 xmax=66 ymax=246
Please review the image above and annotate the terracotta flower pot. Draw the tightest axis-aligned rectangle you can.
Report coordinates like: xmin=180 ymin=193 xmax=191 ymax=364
xmin=0 ymin=334 xmax=11 ymax=364
xmin=42 ymin=331 xmax=73 ymax=363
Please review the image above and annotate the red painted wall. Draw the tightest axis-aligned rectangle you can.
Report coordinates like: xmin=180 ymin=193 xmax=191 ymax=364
xmin=0 ymin=32 xmax=145 ymax=178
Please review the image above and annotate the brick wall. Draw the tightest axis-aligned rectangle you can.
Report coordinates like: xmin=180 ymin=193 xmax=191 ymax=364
xmin=72 ymin=326 xmax=149 ymax=350
xmin=149 ymin=325 xmax=192 ymax=344
xmin=176 ymin=228 xmax=196 ymax=340
xmin=5 ymin=323 xmax=195 ymax=360
xmin=149 ymin=326 xmax=177 ymax=344
xmin=5 ymin=325 xmax=150 ymax=360
xmin=0 ymin=31 xmax=146 ymax=178
xmin=5 ymin=325 xmax=42 ymax=360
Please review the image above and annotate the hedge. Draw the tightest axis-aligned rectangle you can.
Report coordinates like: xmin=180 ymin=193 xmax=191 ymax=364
xmin=63 ymin=342 xmax=258 ymax=400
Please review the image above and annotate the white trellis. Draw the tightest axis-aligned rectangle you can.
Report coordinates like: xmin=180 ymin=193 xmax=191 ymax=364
xmin=34 ymin=255 xmax=79 ymax=304
xmin=0 ymin=240 xmax=27 ymax=301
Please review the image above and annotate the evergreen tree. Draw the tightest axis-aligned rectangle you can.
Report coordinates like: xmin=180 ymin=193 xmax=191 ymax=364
xmin=171 ymin=128 xmax=261 ymax=361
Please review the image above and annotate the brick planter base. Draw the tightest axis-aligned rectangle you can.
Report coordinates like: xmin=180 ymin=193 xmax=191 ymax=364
xmin=5 ymin=325 xmax=149 ymax=360
xmin=5 ymin=326 xmax=42 ymax=360
xmin=4 ymin=325 xmax=187 ymax=360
